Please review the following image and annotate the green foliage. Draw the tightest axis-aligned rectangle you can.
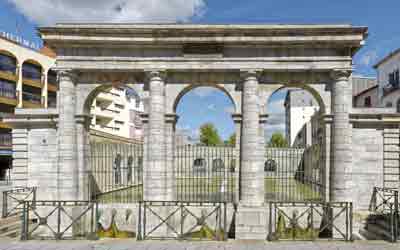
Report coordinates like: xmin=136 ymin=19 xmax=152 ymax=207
xmin=200 ymin=123 xmax=222 ymax=146
xmin=268 ymin=133 xmax=288 ymax=148
xmin=225 ymin=133 xmax=236 ymax=146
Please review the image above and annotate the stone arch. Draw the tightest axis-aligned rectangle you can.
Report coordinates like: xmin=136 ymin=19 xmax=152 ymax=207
xmin=172 ymin=84 xmax=238 ymax=114
xmin=82 ymin=82 xmax=145 ymax=116
xmin=265 ymin=83 xmax=326 ymax=115
xmin=0 ymin=49 xmax=19 ymax=66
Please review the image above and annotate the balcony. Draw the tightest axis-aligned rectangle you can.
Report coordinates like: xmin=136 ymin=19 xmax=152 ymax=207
xmin=91 ymin=105 xmax=119 ymax=119
xmin=0 ymin=86 xmax=17 ymax=106
xmin=22 ymin=92 xmax=42 ymax=108
xmin=0 ymin=133 xmax=12 ymax=148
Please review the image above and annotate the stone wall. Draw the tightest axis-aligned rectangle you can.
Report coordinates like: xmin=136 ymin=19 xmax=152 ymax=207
xmin=351 ymin=128 xmax=383 ymax=210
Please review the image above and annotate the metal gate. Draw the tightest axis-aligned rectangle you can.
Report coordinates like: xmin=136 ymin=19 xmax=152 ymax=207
xmin=174 ymin=145 xmax=237 ymax=202
xmin=88 ymin=141 xmax=143 ymax=203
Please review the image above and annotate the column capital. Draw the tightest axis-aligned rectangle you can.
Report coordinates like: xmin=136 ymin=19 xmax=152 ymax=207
xmin=259 ymin=114 xmax=269 ymax=124
xmin=231 ymin=113 xmax=242 ymax=123
xmin=240 ymin=69 xmax=263 ymax=80
xmin=165 ymin=113 xmax=179 ymax=124
xmin=55 ymin=69 xmax=79 ymax=82
xmin=330 ymin=69 xmax=352 ymax=81
xmin=145 ymin=70 xmax=168 ymax=82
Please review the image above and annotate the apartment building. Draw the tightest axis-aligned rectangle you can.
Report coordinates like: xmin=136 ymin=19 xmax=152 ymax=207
xmin=0 ymin=35 xmax=56 ymax=183
xmin=374 ymin=48 xmax=400 ymax=110
xmin=90 ymin=86 xmax=144 ymax=141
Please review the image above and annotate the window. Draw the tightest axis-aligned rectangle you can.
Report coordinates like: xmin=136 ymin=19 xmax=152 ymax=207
xmin=127 ymin=156 xmax=133 ymax=183
xmin=0 ymin=79 xmax=16 ymax=99
xmin=113 ymin=154 xmax=122 ymax=185
xmin=0 ymin=54 xmax=16 ymax=73
xmin=386 ymin=102 xmax=393 ymax=108
xmin=115 ymin=120 xmax=124 ymax=125
xmin=397 ymin=99 xmax=400 ymax=113
xmin=115 ymin=104 xmax=124 ymax=109
xmin=264 ymin=159 xmax=277 ymax=172
xmin=364 ymin=96 xmax=371 ymax=107
xmin=193 ymin=158 xmax=206 ymax=174
xmin=388 ymin=69 xmax=400 ymax=88
xmin=22 ymin=63 xmax=41 ymax=80
xmin=212 ymin=159 xmax=224 ymax=172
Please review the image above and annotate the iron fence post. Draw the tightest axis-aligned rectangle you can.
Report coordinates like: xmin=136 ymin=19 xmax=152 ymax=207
xmin=394 ymin=191 xmax=399 ymax=242
xmin=137 ymin=201 xmax=142 ymax=241
xmin=223 ymin=202 xmax=227 ymax=241
xmin=180 ymin=203 xmax=184 ymax=240
xmin=20 ymin=201 xmax=27 ymax=241
xmin=310 ymin=203 xmax=315 ymax=241
xmin=57 ymin=201 xmax=61 ymax=240
xmin=267 ymin=202 xmax=273 ymax=241
xmin=349 ymin=202 xmax=353 ymax=242
xmin=2 ymin=191 xmax=7 ymax=218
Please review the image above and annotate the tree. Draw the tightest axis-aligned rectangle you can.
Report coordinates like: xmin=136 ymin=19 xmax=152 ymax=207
xmin=268 ymin=132 xmax=288 ymax=148
xmin=226 ymin=133 xmax=236 ymax=146
xmin=199 ymin=123 xmax=221 ymax=146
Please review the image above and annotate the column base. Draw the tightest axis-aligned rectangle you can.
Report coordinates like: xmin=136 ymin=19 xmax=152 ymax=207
xmin=235 ymin=203 xmax=268 ymax=240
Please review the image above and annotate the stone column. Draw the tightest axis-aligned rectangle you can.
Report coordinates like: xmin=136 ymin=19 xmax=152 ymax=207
xmin=240 ymin=70 xmax=264 ymax=205
xmin=16 ymin=63 xmax=23 ymax=108
xmin=165 ymin=114 xmax=178 ymax=201
xmin=75 ymin=115 xmax=91 ymax=201
xmin=57 ymin=70 xmax=78 ymax=200
xmin=232 ymin=114 xmax=242 ymax=203
xmin=42 ymin=72 xmax=48 ymax=108
xmin=144 ymin=71 xmax=167 ymax=201
xmin=236 ymin=71 xmax=268 ymax=240
xmin=330 ymin=69 xmax=352 ymax=202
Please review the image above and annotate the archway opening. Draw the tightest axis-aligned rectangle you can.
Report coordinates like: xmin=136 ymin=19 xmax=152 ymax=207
xmin=86 ymin=84 xmax=144 ymax=203
xmin=173 ymin=86 xmax=237 ymax=202
xmin=264 ymin=86 xmax=324 ymax=202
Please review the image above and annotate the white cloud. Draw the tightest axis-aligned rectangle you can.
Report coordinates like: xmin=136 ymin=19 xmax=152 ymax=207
xmin=207 ymin=104 xmax=216 ymax=111
xmin=7 ymin=0 xmax=206 ymax=25
xmin=359 ymin=49 xmax=379 ymax=67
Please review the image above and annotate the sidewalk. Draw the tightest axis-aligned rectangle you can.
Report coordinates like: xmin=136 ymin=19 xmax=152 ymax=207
xmin=0 ymin=239 xmax=398 ymax=250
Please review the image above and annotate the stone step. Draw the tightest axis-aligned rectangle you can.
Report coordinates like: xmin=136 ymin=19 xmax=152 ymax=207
xmin=0 ymin=227 xmax=20 ymax=238
xmin=359 ymin=228 xmax=383 ymax=240
xmin=0 ymin=215 xmax=20 ymax=226
xmin=0 ymin=220 xmax=20 ymax=234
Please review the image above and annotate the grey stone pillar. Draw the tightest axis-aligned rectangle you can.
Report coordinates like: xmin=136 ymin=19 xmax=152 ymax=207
xmin=330 ymin=69 xmax=353 ymax=202
xmin=232 ymin=114 xmax=242 ymax=203
xmin=57 ymin=70 xmax=78 ymax=200
xmin=165 ymin=114 xmax=178 ymax=201
xmin=144 ymin=71 xmax=167 ymax=201
xmin=75 ymin=115 xmax=91 ymax=201
xmin=240 ymin=70 xmax=264 ymax=205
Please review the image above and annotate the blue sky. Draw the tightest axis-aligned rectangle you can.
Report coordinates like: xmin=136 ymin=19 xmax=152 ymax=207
xmin=1 ymin=0 xmax=399 ymax=140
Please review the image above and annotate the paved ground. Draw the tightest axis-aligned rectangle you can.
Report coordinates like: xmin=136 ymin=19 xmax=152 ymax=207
xmin=0 ymin=240 xmax=398 ymax=250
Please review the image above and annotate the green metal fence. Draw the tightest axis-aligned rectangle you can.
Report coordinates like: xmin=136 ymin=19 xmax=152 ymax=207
xmin=175 ymin=145 xmax=237 ymax=203
xmin=89 ymin=142 xmax=143 ymax=203
xmin=264 ymin=146 xmax=323 ymax=202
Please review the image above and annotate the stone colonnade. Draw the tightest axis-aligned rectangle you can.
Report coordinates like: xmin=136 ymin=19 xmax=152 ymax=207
xmin=55 ymin=68 xmax=352 ymax=206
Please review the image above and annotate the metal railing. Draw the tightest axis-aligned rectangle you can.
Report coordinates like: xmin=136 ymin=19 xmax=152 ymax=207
xmin=138 ymin=201 xmax=227 ymax=241
xmin=89 ymin=141 xmax=143 ymax=203
xmin=175 ymin=145 xmax=236 ymax=203
xmin=265 ymin=146 xmax=324 ymax=202
xmin=21 ymin=200 xmax=98 ymax=240
xmin=369 ymin=187 xmax=399 ymax=242
xmin=268 ymin=201 xmax=353 ymax=241
xmin=2 ymin=187 xmax=36 ymax=218
xmin=0 ymin=86 xmax=16 ymax=99
xmin=22 ymin=92 xmax=41 ymax=104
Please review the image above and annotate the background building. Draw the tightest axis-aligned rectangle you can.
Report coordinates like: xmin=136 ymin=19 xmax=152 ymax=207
xmin=374 ymin=48 xmax=400 ymax=110
xmin=0 ymin=35 xmax=55 ymax=184
xmin=352 ymin=76 xmax=378 ymax=108
xmin=284 ymin=89 xmax=319 ymax=146
xmin=90 ymin=86 xmax=144 ymax=141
